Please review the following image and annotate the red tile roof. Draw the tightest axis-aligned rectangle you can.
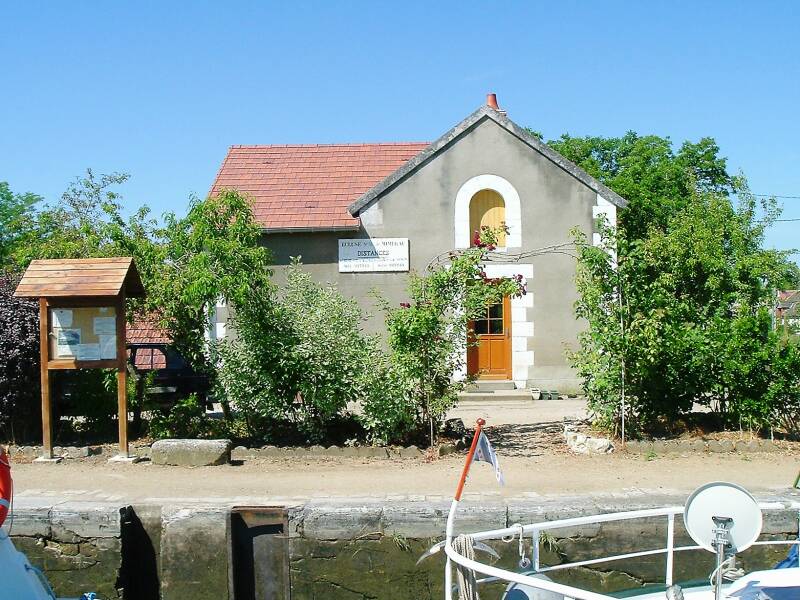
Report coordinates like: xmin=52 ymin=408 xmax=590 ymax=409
xmin=126 ymin=315 xmax=170 ymax=369
xmin=210 ymin=143 xmax=429 ymax=230
xmin=127 ymin=315 xmax=171 ymax=345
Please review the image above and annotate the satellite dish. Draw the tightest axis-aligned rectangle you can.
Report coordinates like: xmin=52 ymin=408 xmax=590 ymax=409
xmin=684 ymin=482 xmax=762 ymax=553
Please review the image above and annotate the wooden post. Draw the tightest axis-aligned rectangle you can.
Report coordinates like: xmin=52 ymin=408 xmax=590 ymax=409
xmin=38 ymin=298 xmax=53 ymax=459
xmin=116 ymin=294 xmax=128 ymax=457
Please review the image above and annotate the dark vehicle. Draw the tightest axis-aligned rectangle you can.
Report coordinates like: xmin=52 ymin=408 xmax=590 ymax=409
xmin=128 ymin=343 xmax=211 ymax=408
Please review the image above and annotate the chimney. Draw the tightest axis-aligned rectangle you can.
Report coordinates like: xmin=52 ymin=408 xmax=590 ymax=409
xmin=486 ymin=92 xmax=506 ymax=115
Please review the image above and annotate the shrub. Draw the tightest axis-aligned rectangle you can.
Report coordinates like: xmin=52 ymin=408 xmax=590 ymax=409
xmin=216 ymin=260 xmax=382 ymax=443
xmin=147 ymin=394 xmax=228 ymax=440
xmin=0 ymin=275 xmax=41 ymax=442
xmin=378 ymin=226 xmax=525 ymax=444
xmin=571 ymin=187 xmax=800 ymax=436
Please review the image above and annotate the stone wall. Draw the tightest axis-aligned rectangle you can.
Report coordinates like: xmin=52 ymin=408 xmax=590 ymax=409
xmin=9 ymin=498 xmax=123 ymax=598
xmin=8 ymin=493 xmax=799 ymax=599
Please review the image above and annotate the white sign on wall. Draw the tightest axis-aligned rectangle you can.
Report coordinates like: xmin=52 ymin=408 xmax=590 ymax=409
xmin=338 ymin=238 xmax=409 ymax=273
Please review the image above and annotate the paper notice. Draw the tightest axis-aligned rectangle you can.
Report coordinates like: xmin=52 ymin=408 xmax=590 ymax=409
xmin=93 ymin=316 xmax=116 ymax=336
xmin=76 ymin=344 xmax=101 ymax=361
xmin=52 ymin=309 xmax=73 ymax=328
xmin=99 ymin=335 xmax=117 ymax=359
xmin=57 ymin=344 xmax=76 ymax=357
xmin=57 ymin=329 xmax=80 ymax=346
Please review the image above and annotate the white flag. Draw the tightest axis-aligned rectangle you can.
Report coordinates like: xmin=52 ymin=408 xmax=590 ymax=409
xmin=473 ymin=431 xmax=504 ymax=486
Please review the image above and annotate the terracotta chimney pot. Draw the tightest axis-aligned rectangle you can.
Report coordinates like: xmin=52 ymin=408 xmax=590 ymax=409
xmin=486 ymin=93 xmax=499 ymax=109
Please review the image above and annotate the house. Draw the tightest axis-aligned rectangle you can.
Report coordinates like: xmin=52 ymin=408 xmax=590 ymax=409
xmin=210 ymin=94 xmax=627 ymax=393
xmin=777 ymin=290 xmax=800 ymax=337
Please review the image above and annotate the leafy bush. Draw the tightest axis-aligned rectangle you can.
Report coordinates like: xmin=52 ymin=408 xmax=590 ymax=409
xmin=571 ymin=187 xmax=800 ymax=436
xmin=0 ymin=275 xmax=41 ymax=442
xmin=764 ymin=340 xmax=800 ymax=437
xmin=378 ymin=226 xmax=525 ymax=444
xmin=216 ymin=260 xmax=382 ymax=443
xmin=148 ymin=394 xmax=228 ymax=440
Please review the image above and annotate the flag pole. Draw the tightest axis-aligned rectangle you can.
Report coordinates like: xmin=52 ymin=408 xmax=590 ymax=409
xmin=454 ymin=418 xmax=485 ymax=501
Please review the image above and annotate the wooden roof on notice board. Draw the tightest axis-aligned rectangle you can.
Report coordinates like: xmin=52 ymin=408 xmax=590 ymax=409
xmin=14 ymin=257 xmax=145 ymax=298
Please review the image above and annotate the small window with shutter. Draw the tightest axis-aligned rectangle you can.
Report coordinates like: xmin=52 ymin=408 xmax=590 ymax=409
xmin=469 ymin=189 xmax=506 ymax=247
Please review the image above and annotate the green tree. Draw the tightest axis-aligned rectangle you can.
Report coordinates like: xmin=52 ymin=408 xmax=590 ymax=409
xmin=0 ymin=182 xmax=42 ymax=272
xmin=143 ymin=189 xmax=274 ymax=367
xmin=216 ymin=259 xmax=379 ymax=443
xmin=548 ymin=132 xmax=732 ymax=240
xmin=572 ymin=186 xmax=798 ymax=434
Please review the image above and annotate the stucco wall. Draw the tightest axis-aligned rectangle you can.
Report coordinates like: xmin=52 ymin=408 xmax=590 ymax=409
xmin=261 ymin=116 xmax=605 ymax=392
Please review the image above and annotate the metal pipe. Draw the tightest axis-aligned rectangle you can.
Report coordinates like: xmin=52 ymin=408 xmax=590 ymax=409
xmin=666 ymin=513 xmax=675 ymax=586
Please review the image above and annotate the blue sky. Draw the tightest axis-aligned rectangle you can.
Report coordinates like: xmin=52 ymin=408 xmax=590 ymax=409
xmin=2 ymin=2 xmax=798 ymax=261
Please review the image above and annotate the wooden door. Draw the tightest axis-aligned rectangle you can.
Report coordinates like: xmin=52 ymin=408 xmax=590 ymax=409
xmin=467 ymin=296 xmax=512 ymax=380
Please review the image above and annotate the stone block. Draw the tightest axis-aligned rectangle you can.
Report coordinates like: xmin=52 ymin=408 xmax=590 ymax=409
xmin=324 ymin=445 xmax=343 ymax=456
xmin=160 ymin=506 xmax=229 ymax=600
xmin=683 ymin=439 xmax=706 ymax=453
xmin=231 ymin=445 xmax=254 ymax=461
xmin=357 ymin=446 xmax=389 ymax=459
xmin=759 ymin=439 xmax=776 ymax=452
xmin=259 ymin=445 xmax=284 ymax=458
xmin=284 ymin=447 xmax=309 ymax=458
xmin=708 ymin=439 xmax=734 ymax=453
xmin=51 ymin=502 xmax=122 ymax=542
xmin=651 ymin=440 xmax=668 ymax=453
xmin=398 ymin=445 xmax=422 ymax=459
xmin=307 ymin=445 xmax=327 ymax=456
xmin=10 ymin=445 xmax=40 ymax=459
xmin=437 ymin=443 xmax=457 ymax=457
xmin=566 ymin=430 xmax=613 ymax=454
xmin=624 ymin=440 xmax=650 ymax=454
xmin=301 ymin=501 xmax=384 ymax=540
xmin=58 ymin=446 xmax=90 ymax=459
xmin=735 ymin=440 xmax=760 ymax=453
xmin=150 ymin=439 xmax=231 ymax=467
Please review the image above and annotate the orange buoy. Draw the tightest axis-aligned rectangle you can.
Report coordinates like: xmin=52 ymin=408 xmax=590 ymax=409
xmin=0 ymin=447 xmax=11 ymax=528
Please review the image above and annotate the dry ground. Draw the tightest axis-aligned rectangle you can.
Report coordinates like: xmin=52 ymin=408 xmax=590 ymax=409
xmin=11 ymin=399 xmax=799 ymax=504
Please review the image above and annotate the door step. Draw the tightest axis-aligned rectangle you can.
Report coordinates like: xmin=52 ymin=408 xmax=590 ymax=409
xmin=465 ymin=380 xmax=516 ymax=392
xmin=457 ymin=389 xmax=533 ymax=403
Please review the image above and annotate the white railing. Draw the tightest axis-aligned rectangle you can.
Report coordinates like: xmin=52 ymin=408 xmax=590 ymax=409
xmin=444 ymin=500 xmax=800 ymax=599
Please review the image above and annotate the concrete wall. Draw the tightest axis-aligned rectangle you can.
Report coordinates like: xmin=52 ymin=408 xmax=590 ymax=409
xmin=261 ymin=116 xmax=607 ymax=392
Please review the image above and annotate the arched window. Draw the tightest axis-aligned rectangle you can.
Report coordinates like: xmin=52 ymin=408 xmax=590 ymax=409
xmin=454 ymin=174 xmax=520 ymax=249
xmin=469 ymin=189 xmax=506 ymax=247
